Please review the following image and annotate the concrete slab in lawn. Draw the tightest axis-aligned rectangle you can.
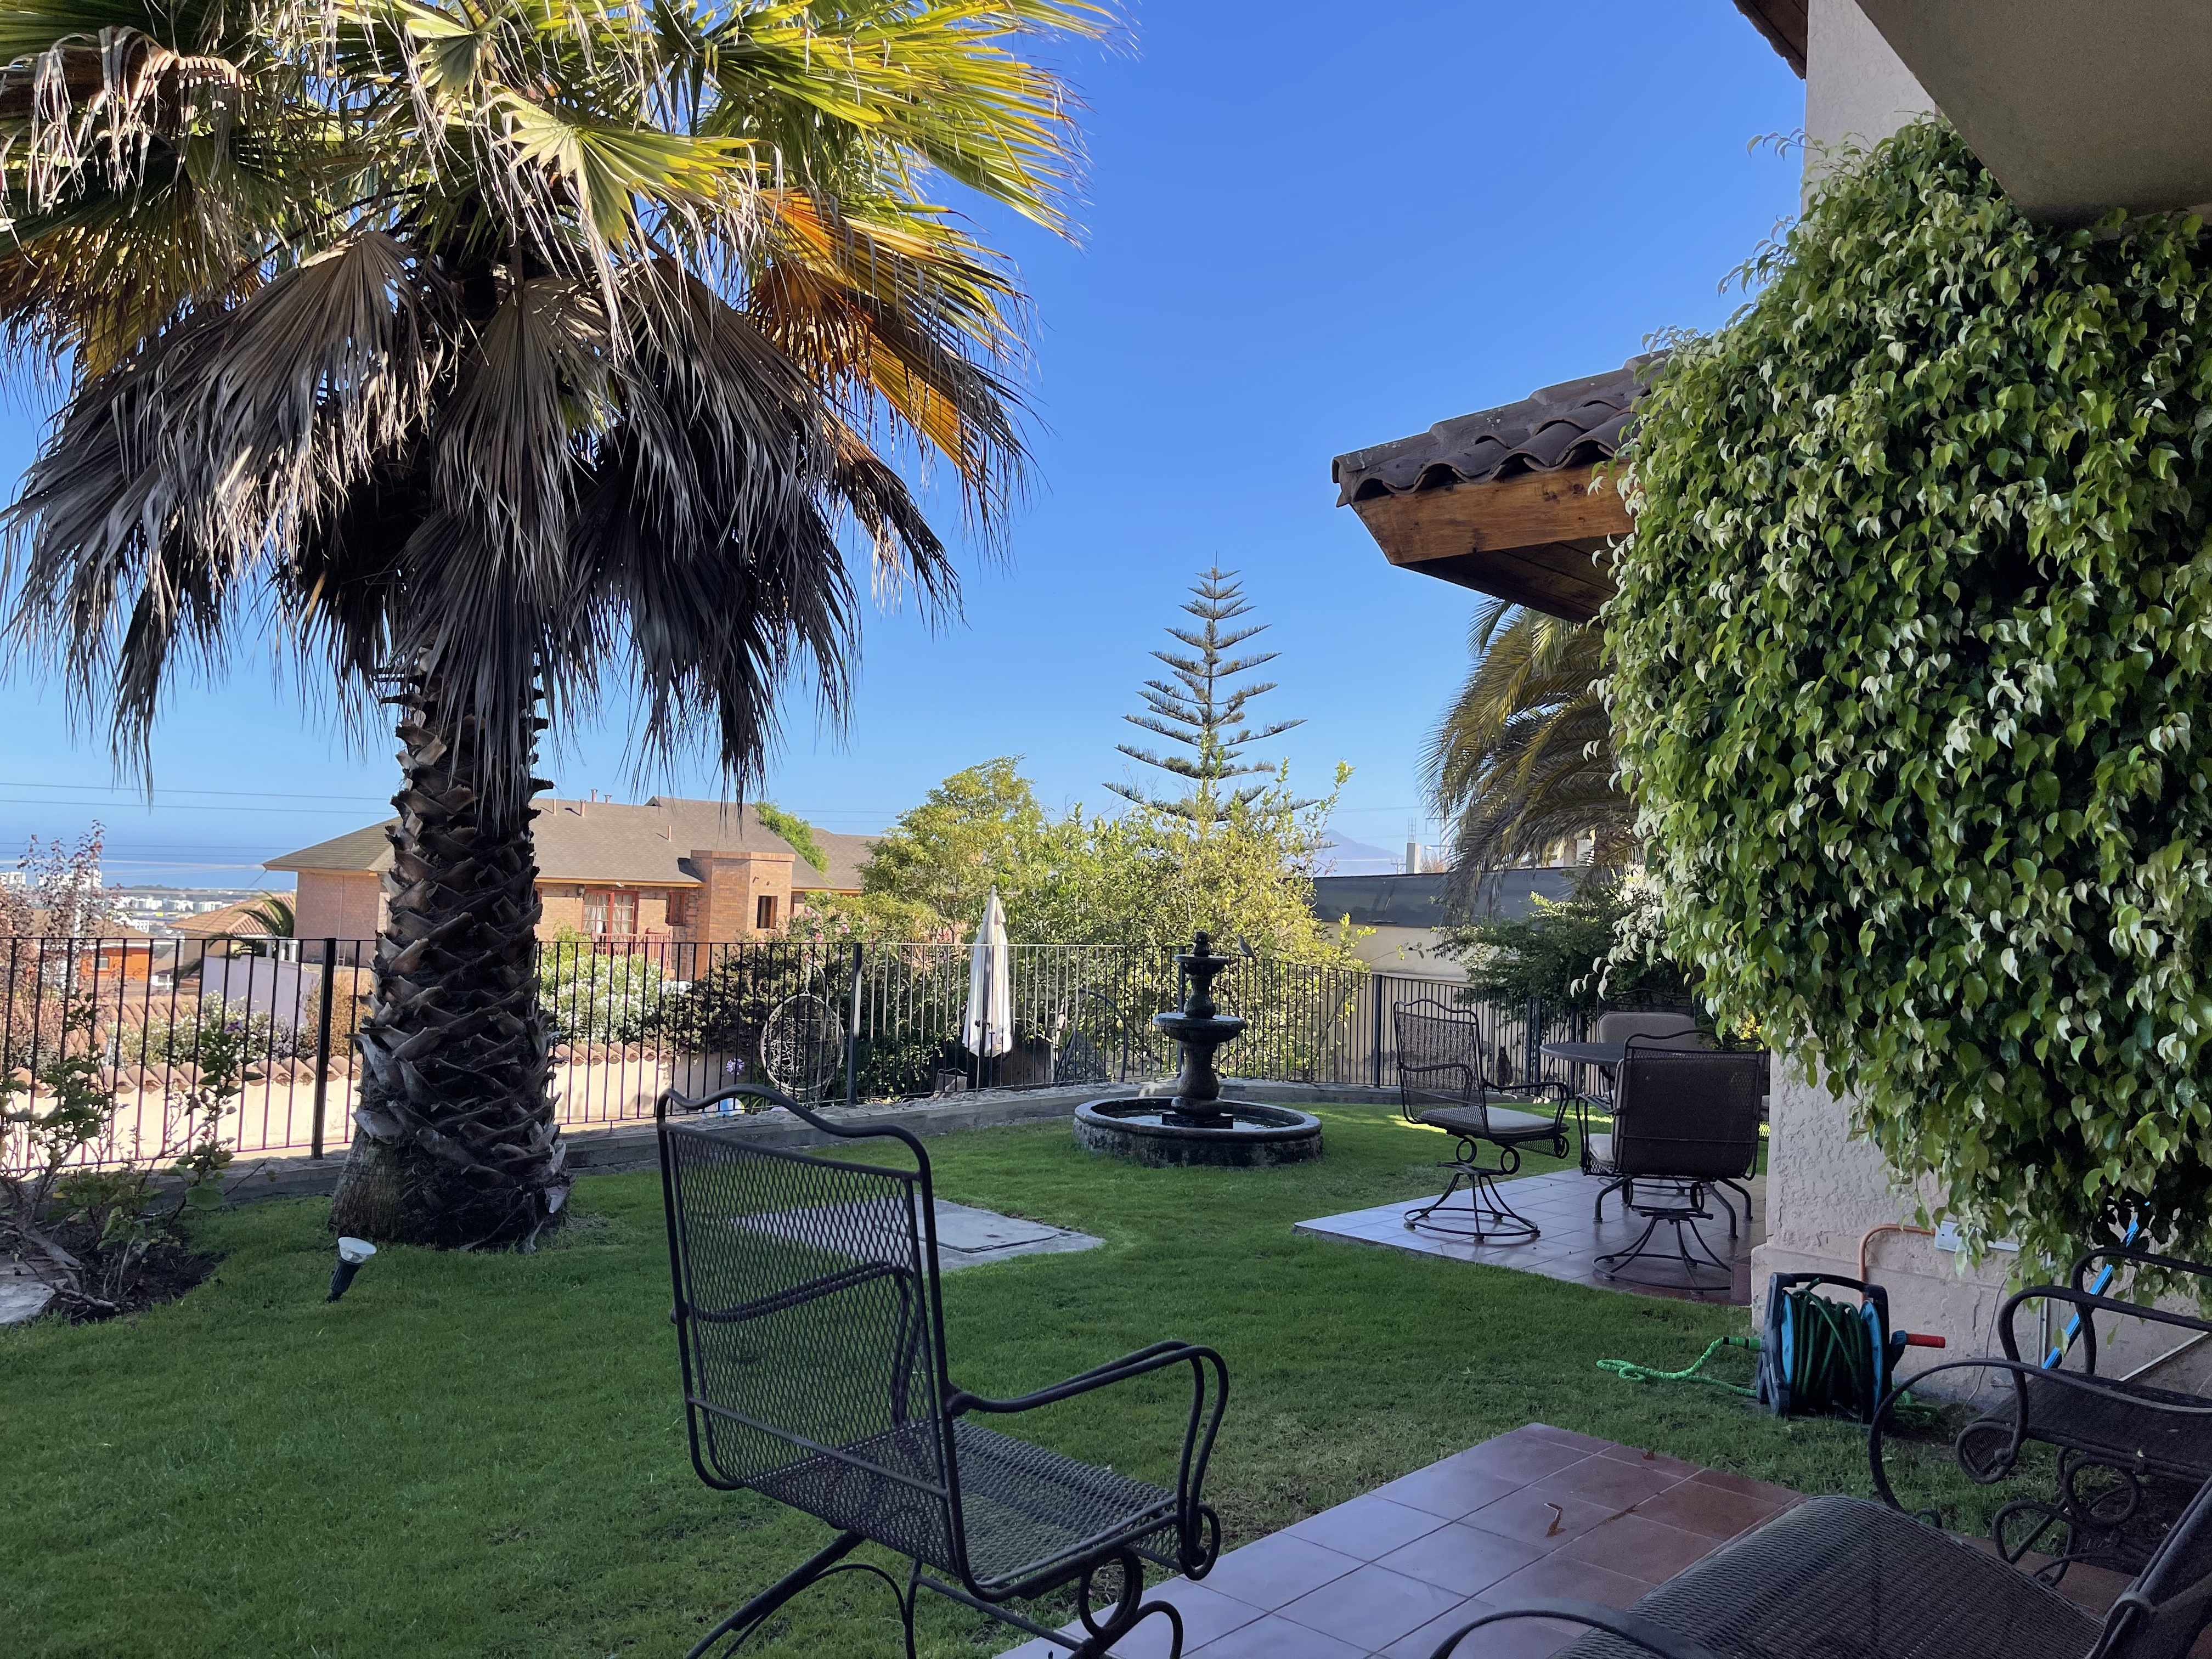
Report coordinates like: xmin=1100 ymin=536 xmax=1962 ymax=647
xmin=933 ymin=1200 xmax=1101 ymax=1269
xmin=1 ymin=1262 xmax=57 ymax=1325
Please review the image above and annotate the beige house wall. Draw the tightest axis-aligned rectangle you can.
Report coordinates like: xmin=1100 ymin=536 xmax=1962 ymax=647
xmin=1344 ymin=926 xmax=1465 ymax=982
xmin=296 ymin=871 xmax=383 ymax=941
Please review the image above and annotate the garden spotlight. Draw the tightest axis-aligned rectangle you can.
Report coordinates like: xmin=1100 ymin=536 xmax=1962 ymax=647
xmin=328 ymin=1237 xmax=376 ymax=1302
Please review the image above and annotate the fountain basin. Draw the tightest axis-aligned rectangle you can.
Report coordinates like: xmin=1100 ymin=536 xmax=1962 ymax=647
xmin=1074 ymin=1098 xmax=1324 ymax=1168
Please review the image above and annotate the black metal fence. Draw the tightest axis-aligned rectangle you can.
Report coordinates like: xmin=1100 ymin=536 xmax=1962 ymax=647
xmin=1 ymin=934 xmax=1614 ymax=1167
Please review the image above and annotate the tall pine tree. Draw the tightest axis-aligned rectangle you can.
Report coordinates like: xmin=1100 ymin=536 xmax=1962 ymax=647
xmin=1108 ymin=568 xmax=1305 ymax=823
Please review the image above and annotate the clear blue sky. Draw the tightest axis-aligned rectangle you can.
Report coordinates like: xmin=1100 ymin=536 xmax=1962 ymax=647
xmin=0 ymin=2 xmax=1806 ymax=888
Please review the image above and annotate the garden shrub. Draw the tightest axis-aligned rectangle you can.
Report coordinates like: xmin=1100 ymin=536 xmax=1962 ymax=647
xmin=1612 ymin=120 xmax=2212 ymax=1268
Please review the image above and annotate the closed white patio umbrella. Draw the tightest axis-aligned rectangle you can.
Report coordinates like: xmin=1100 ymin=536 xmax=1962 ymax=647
xmin=961 ymin=888 xmax=1013 ymax=1062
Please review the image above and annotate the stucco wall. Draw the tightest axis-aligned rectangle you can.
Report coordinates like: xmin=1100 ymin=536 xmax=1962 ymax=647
xmin=1749 ymin=1059 xmax=2020 ymax=1364
xmin=1346 ymin=926 xmax=1465 ymax=981
xmin=1805 ymin=0 xmax=1937 ymax=179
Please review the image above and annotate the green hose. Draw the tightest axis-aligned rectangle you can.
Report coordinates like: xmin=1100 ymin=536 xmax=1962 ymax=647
xmin=1598 ymin=1335 xmax=1758 ymax=1395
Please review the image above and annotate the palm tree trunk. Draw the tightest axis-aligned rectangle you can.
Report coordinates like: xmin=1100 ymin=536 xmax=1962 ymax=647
xmin=329 ymin=670 xmax=567 ymax=1248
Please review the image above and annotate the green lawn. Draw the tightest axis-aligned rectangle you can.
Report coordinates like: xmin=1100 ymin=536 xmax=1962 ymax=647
xmin=3 ymin=1104 xmax=1965 ymax=1658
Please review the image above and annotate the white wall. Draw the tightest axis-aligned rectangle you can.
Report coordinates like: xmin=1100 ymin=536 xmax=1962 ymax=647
xmin=1805 ymin=0 xmax=1937 ymax=181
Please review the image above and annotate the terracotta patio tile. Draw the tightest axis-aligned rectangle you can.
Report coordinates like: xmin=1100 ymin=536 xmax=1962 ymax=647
xmin=1628 ymin=1480 xmax=1786 ymax=1540
xmin=1276 ymin=1562 xmax=1468 ymax=1647
xmin=1526 ymin=1454 xmax=1685 ymax=1510
xmin=1452 ymin=1434 xmax=1592 ymax=1485
xmin=1183 ymin=1611 xmax=1368 ymax=1658
xmin=1686 ymin=1467 xmax=1802 ymax=1508
xmin=1559 ymin=1513 xmax=1723 ymax=1583
xmin=1519 ymin=1425 xmax=1618 ymax=1455
xmin=1373 ymin=1520 xmax=1547 ymax=1595
xmin=1198 ymin=1533 xmax=1361 ymax=1611
xmin=1383 ymin=1600 xmax=1585 ymax=1659
xmin=1595 ymin=1442 xmax=1703 ymax=1480
xmin=1462 ymin=1485 xmax=1619 ymax=1550
xmin=1368 ymin=1457 xmax=1522 ymax=1521
xmin=1482 ymin=1550 xmax=1657 ymax=1612
xmin=1280 ymin=1493 xmax=1446 ymax=1561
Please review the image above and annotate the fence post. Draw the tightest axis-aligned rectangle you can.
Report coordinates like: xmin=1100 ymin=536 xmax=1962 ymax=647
xmin=1525 ymin=995 xmax=1542 ymax=1089
xmin=844 ymin=940 xmax=864 ymax=1109
xmin=1369 ymin=977 xmax=1383 ymax=1090
xmin=310 ymin=937 xmax=338 ymax=1160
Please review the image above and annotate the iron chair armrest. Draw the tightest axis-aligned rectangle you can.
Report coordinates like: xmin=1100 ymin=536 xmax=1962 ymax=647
xmin=1426 ymin=1599 xmax=1728 ymax=1659
xmin=2072 ymin=1245 xmax=2212 ymax=1296
xmin=947 ymin=1341 xmax=1231 ymax=1579
xmin=659 ymin=1082 xmax=807 ymax=1120
xmin=1867 ymin=1357 xmax=2212 ymax=1517
xmin=1997 ymin=1280 xmax=2212 ymax=1372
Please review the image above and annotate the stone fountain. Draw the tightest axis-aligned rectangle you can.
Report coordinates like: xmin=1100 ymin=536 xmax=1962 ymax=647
xmin=1073 ymin=932 xmax=1323 ymax=1167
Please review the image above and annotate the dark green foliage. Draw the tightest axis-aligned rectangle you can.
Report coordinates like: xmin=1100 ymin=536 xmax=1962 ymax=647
xmin=1446 ymin=884 xmax=1689 ymax=1012
xmin=755 ymin=804 xmax=830 ymax=878
xmin=1612 ymin=120 xmax=2212 ymax=1268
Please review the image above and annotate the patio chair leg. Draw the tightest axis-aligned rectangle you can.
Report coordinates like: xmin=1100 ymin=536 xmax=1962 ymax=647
xmin=1593 ymin=1176 xmax=1629 ymax=1223
xmin=1594 ymin=1184 xmax=1735 ymax=1297
xmin=686 ymin=1531 xmax=886 ymax=1659
xmin=1406 ymin=1143 xmax=1540 ymax=1244
xmin=1070 ymin=1549 xmax=1185 ymax=1659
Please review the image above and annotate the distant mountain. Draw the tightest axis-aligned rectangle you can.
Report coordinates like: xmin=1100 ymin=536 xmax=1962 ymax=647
xmin=1317 ymin=834 xmax=1403 ymax=876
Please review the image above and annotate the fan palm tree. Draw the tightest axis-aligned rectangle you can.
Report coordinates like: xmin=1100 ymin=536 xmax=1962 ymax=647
xmin=0 ymin=0 xmax=1104 ymax=1246
xmin=1425 ymin=599 xmax=1634 ymax=913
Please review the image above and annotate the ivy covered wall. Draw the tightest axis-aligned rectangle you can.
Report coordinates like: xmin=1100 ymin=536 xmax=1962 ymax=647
xmin=1612 ymin=121 xmax=2212 ymax=1271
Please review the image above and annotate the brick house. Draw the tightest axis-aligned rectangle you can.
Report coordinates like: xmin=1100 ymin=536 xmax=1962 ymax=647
xmin=267 ymin=798 xmax=872 ymax=945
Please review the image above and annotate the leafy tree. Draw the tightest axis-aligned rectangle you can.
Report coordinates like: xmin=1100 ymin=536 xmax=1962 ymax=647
xmin=754 ymin=804 xmax=828 ymax=880
xmin=1612 ymin=120 xmax=2212 ymax=1269
xmin=1108 ymin=568 xmax=1306 ymax=823
xmin=837 ymin=755 xmax=1361 ymax=964
xmin=0 ymin=828 xmax=115 ymax=938
xmin=1442 ymin=879 xmax=1688 ymax=1012
xmin=0 ymin=0 xmax=1102 ymax=1246
xmin=1426 ymin=600 xmax=1631 ymax=907
xmin=840 ymin=758 xmax=1082 ymax=940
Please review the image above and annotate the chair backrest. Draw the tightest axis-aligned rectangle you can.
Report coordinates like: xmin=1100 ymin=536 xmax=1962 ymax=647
xmin=1611 ymin=1049 xmax=1764 ymax=1180
xmin=1594 ymin=1010 xmax=1711 ymax=1049
xmin=2107 ymin=1471 xmax=2212 ymax=1659
xmin=1392 ymin=999 xmax=1494 ymax=1122
xmin=658 ymin=1091 xmax=959 ymax=1571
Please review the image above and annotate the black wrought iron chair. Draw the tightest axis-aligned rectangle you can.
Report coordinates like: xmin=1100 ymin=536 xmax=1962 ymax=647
xmin=1587 ymin=1048 xmax=1763 ymax=1294
xmin=1392 ymin=998 xmax=1572 ymax=1244
xmin=1423 ymin=1441 xmax=2212 ymax=1659
xmin=1571 ymin=1010 xmax=1711 ymax=1120
xmin=1887 ymin=1248 xmax=2212 ymax=1579
xmin=656 ymin=1084 xmax=1229 ymax=1658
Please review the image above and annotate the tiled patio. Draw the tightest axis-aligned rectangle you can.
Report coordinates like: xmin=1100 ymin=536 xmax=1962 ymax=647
xmin=1000 ymin=1423 xmax=1801 ymax=1659
xmin=1294 ymin=1169 xmax=1762 ymax=1305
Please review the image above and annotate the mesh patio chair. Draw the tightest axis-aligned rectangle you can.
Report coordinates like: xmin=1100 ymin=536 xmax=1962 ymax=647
xmin=1393 ymin=998 xmax=1572 ymax=1244
xmin=1881 ymin=1250 xmax=2212 ymax=1579
xmin=1423 ymin=1424 xmax=2212 ymax=1659
xmin=1587 ymin=1048 xmax=1763 ymax=1294
xmin=656 ymin=1084 xmax=1228 ymax=1658
xmin=1571 ymin=1011 xmax=1711 ymax=1118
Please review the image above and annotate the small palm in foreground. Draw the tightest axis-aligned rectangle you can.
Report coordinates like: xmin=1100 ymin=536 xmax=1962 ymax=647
xmin=0 ymin=0 xmax=1102 ymax=1245
xmin=1426 ymin=599 xmax=1632 ymax=910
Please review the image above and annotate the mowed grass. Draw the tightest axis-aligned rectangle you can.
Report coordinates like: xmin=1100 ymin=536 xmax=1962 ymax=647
xmin=3 ymin=1105 xmax=1951 ymax=1658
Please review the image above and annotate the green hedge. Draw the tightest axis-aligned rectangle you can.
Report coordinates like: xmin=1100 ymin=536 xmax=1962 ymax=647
xmin=1611 ymin=121 xmax=2212 ymax=1269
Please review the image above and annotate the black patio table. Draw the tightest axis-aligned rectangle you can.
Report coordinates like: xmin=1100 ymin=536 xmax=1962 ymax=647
xmin=1541 ymin=1040 xmax=1638 ymax=1068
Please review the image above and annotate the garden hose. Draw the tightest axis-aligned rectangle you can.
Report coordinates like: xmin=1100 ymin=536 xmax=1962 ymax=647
xmin=1598 ymin=1335 xmax=1759 ymax=1396
xmin=1598 ymin=1274 xmax=1946 ymax=1425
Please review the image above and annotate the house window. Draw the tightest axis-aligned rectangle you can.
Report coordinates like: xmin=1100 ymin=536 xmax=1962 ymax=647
xmin=755 ymin=894 xmax=778 ymax=932
xmin=584 ymin=890 xmax=637 ymax=936
xmin=665 ymin=889 xmax=691 ymax=927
